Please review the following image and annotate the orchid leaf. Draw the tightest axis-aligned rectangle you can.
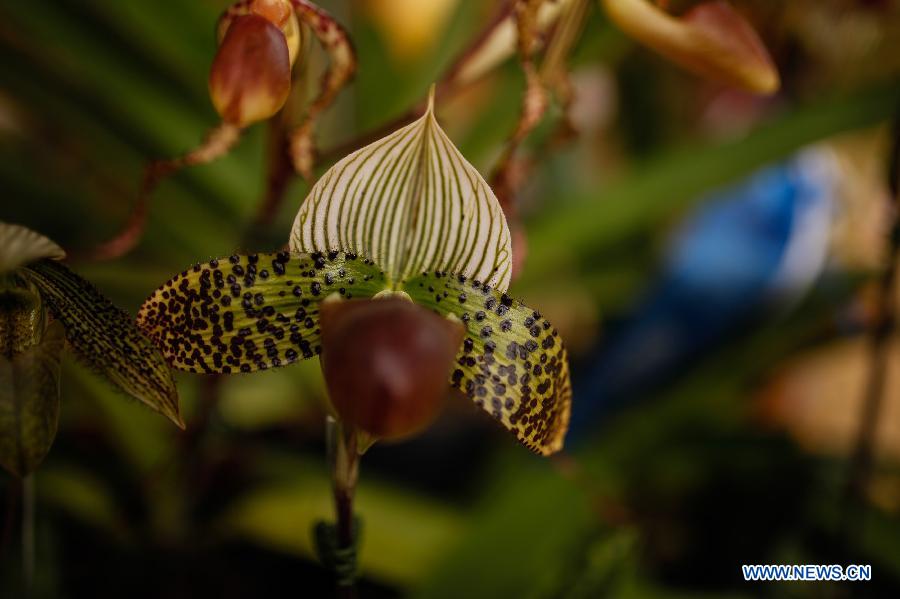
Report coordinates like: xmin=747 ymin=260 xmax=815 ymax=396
xmin=290 ymin=92 xmax=513 ymax=291
xmin=0 ymin=285 xmax=63 ymax=477
xmin=137 ymin=252 xmax=388 ymax=374
xmin=0 ymin=222 xmax=66 ymax=275
xmin=404 ymin=271 xmax=571 ymax=455
xmin=24 ymin=259 xmax=183 ymax=428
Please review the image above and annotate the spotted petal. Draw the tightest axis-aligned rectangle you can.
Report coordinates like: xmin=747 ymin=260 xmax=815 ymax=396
xmin=290 ymin=92 xmax=513 ymax=291
xmin=24 ymin=260 xmax=182 ymax=427
xmin=0 ymin=222 xmax=65 ymax=274
xmin=137 ymin=252 xmax=388 ymax=374
xmin=404 ymin=271 xmax=571 ymax=455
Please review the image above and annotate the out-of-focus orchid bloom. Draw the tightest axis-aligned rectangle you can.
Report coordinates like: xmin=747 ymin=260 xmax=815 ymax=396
xmin=601 ymin=0 xmax=780 ymax=94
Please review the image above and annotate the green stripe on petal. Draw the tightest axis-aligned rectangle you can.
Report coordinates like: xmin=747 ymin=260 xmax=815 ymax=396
xmin=24 ymin=260 xmax=182 ymax=428
xmin=0 ymin=308 xmax=63 ymax=477
xmin=403 ymin=271 xmax=571 ymax=455
xmin=137 ymin=252 xmax=388 ymax=375
xmin=0 ymin=222 xmax=66 ymax=275
xmin=290 ymin=91 xmax=513 ymax=291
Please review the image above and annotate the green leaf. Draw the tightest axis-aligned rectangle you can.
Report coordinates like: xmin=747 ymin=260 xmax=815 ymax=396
xmin=0 ymin=222 xmax=65 ymax=275
xmin=23 ymin=259 xmax=183 ymax=428
xmin=136 ymin=251 xmax=388 ymax=374
xmin=0 ymin=287 xmax=63 ymax=476
xmin=290 ymin=91 xmax=513 ymax=291
xmin=404 ymin=271 xmax=571 ymax=455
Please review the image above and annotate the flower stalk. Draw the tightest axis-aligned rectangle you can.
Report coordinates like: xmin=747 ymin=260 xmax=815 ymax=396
xmin=318 ymin=416 xmax=360 ymax=597
xmin=842 ymin=114 xmax=900 ymax=540
xmin=328 ymin=416 xmax=358 ymax=550
xmin=21 ymin=474 xmax=34 ymax=596
xmin=89 ymin=123 xmax=241 ymax=261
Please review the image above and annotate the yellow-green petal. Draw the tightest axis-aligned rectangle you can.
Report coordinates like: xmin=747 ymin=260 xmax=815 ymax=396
xmin=137 ymin=252 xmax=388 ymax=374
xmin=404 ymin=271 xmax=571 ymax=455
xmin=24 ymin=259 xmax=182 ymax=428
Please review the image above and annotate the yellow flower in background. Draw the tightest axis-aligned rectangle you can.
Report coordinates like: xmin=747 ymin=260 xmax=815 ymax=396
xmin=361 ymin=0 xmax=460 ymax=62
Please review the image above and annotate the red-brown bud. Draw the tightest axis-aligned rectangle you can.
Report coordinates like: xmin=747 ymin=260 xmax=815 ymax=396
xmin=209 ymin=14 xmax=291 ymax=127
xmin=319 ymin=297 xmax=465 ymax=440
xmin=218 ymin=0 xmax=301 ymax=66
xmin=250 ymin=0 xmax=292 ymax=29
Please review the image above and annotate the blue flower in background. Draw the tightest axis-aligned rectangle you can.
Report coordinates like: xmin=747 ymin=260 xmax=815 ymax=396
xmin=571 ymin=149 xmax=836 ymax=432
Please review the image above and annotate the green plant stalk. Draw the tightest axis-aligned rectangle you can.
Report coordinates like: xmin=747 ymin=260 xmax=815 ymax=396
xmin=22 ymin=474 xmax=34 ymax=597
xmin=329 ymin=417 xmax=358 ymax=550
xmin=326 ymin=416 xmax=359 ymax=599
xmin=843 ymin=112 xmax=900 ymax=539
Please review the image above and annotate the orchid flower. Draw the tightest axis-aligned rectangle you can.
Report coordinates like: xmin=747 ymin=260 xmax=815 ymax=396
xmin=138 ymin=79 xmax=572 ymax=590
xmin=137 ymin=90 xmax=572 ymax=456
xmin=0 ymin=223 xmax=180 ymax=477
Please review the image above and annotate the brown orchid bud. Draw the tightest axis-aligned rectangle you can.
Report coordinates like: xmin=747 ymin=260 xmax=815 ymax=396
xmin=209 ymin=14 xmax=292 ymax=127
xmin=319 ymin=297 xmax=465 ymax=440
xmin=250 ymin=0 xmax=292 ymax=26
xmin=248 ymin=0 xmax=302 ymax=66
xmin=602 ymin=0 xmax=779 ymax=95
xmin=218 ymin=0 xmax=302 ymax=66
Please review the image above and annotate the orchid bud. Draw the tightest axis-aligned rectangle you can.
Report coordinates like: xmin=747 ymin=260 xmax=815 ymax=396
xmin=319 ymin=297 xmax=465 ymax=440
xmin=218 ymin=0 xmax=302 ymax=66
xmin=209 ymin=14 xmax=292 ymax=127
xmin=602 ymin=0 xmax=779 ymax=95
xmin=249 ymin=0 xmax=292 ymax=27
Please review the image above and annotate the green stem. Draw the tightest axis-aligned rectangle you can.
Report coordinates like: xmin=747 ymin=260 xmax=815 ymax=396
xmin=0 ymin=480 xmax=19 ymax=561
xmin=22 ymin=474 xmax=34 ymax=597
xmin=324 ymin=416 xmax=359 ymax=599
xmin=843 ymin=115 xmax=900 ymax=533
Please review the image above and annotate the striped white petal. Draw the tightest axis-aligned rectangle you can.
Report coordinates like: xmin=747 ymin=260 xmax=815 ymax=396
xmin=0 ymin=222 xmax=65 ymax=275
xmin=290 ymin=91 xmax=512 ymax=291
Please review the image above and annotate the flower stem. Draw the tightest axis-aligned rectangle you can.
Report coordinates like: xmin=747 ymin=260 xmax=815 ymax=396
xmin=22 ymin=474 xmax=34 ymax=597
xmin=325 ymin=416 xmax=359 ymax=598
xmin=842 ymin=113 xmax=900 ymax=543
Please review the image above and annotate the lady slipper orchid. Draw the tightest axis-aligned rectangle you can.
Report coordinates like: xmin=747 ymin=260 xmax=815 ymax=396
xmin=602 ymin=0 xmax=780 ymax=95
xmin=0 ymin=223 xmax=181 ymax=477
xmin=137 ymin=91 xmax=572 ymax=455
